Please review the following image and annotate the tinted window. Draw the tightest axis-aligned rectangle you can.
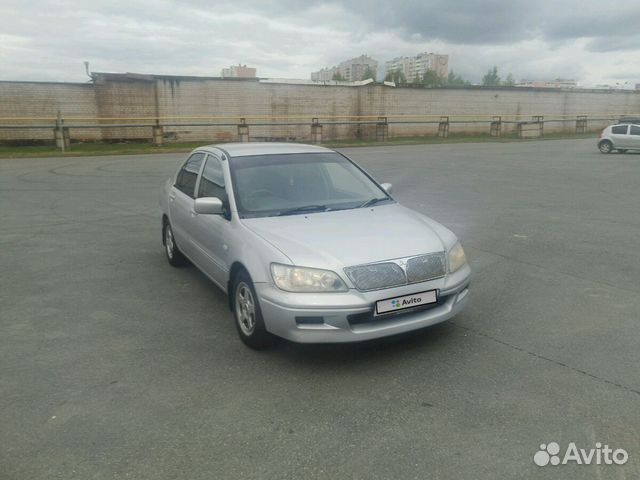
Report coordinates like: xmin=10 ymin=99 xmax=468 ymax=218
xmin=198 ymin=155 xmax=228 ymax=205
xmin=611 ymin=125 xmax=628 ymax=135
xmin=630 ymin=125 xmax=640 ymax=136
xmin=175 ymin=153 xmax=205 ymax=197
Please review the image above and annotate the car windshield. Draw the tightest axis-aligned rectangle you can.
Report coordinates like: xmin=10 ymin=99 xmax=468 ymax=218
xmin=229 ymin=152 xmax=393 ymax=218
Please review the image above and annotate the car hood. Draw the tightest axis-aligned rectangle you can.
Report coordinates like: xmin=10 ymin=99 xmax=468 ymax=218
xmin=241 ymin=203 xmax=453 ymax=270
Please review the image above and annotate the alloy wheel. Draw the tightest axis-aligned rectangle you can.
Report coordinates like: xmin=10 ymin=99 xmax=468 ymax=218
xmin=235 ymin=282 xmax=256 ymax=336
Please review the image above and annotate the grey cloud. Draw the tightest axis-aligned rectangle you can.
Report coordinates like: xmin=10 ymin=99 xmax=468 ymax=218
xmin=228 ymin=0 xmax=640 ymax=48
xmin=538 ymin=4 xmax=640 ymax=41
xmin=586 ymin=35 xmax=640 ymax=53
xmin=1 ymin=0 xmax=639 ymax=85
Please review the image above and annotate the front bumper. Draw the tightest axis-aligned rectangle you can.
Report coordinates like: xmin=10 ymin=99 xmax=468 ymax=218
xmin=255 ymin=264 xmax=470 ymax=343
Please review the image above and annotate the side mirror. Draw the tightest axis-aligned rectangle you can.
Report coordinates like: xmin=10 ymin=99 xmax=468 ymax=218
xmin=380 ymin=182 xmax=393 ymax=194
xmin=194 ymin=197 xmax=224 ymax=215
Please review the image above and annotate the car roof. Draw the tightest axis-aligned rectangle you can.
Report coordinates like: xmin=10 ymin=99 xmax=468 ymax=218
xmin=198 ymin=142 xmax=334 ymax=158
xmin=619 ymin=117 xmax=640 ymax=124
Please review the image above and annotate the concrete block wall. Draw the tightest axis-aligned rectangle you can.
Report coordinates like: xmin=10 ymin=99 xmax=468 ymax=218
xmin=0 ymin=81 xmax=98 ymax=141
xmin=93 ymin=77 xmax=156 ymax=140
xmin=363 ymin=86 xmax=640 ymax=136
xmin=156 ymin=79 xmax=358 ymax=142
xmin=1 ymin=75 xmax=640 ymax=144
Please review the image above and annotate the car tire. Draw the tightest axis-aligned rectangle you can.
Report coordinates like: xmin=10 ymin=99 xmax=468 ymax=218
xmin=163 ymin=219 xmax=187 ymax=267
xmin=617 ymin=149 xmax=627 ymax=153
xmin=599 ymin=141 xmax=613 ymax=154
xmin=232 ymin=270 xmax=277 ymax=349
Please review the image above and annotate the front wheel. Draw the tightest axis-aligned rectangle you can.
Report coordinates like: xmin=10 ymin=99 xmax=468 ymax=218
xmin=599 ymin=141 xmax=613 ymax=154
xmin=232 ymin=271 xmax=277 ymax=349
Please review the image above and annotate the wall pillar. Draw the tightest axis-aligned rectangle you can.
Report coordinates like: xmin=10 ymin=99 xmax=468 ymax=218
xmin=238 ymin=118 xmax=249 ymax=142
xmin=576 ymin=115 xmax=587 ymax=134
xmin=153 ymin=124 xmax=164 ymax=145
xmin=533 ymin=115 xmax=544 ymax=136
xmin=54 ymin=111 xmax=70 ymax=151
xmin=490 ymin=116 xmax=502 ymax=136
xmin=54 ymin=127 xmax=70 ymax=150
xmin=376 ymin=116 xmax=388 ymax=141
xmin=311 ymin=118 xmax=322 ymax=144
xmin=438 ymin=116 xmax=449 ymax=137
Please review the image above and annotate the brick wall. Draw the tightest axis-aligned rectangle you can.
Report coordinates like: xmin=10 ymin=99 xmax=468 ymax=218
xmin=1 ymin=75 xmax=639 ymax=143
xmin=0 ymin=81 xmax=98 ymax=141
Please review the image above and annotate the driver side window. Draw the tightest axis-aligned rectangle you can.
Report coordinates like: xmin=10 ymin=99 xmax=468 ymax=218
xmin=198 ymin=155 xmax=230 ymax=218
xmin=175 ymin=153 xmax=205 ymax=198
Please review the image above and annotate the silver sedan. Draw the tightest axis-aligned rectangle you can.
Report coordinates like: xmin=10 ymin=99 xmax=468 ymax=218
xmin=160 ymin=143 xmax=470 ymax=348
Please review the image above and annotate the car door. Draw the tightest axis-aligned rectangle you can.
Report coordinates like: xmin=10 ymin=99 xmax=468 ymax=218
xmin=628 ymin=125 xmax=640 ymax=149
xmin=610 ymin=124 xmax=630 ymax=148
xmin=168 ymin=152 xmax=206 ymax=260
xmin=188 ymin=153 xmax=231 ymax=289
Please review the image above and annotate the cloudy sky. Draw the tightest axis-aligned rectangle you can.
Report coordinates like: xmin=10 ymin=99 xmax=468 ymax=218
xmin=1 ymin=0 xmax=639 ymax=87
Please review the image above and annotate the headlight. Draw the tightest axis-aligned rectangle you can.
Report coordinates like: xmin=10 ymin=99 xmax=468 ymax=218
xmin=270 ymin=263 xmax=348 ymax=292
xmin=448 ymin=242 xmax=467 ymax=273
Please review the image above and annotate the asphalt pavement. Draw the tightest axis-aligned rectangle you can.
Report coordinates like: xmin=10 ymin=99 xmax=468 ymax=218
xmin=1 ymin=139 xmax=638 ymax=479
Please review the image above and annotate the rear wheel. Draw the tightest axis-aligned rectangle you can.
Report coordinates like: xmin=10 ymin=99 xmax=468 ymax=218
xmin=163 ymin=220 xmax=187 ymax=267
xmin=232 ymin=270 xmax=277 ymax=349
xmin=599 ymin=141 xmax=613 ymax=154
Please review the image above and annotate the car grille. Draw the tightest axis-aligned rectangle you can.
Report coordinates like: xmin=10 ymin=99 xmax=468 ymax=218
xmin=406 ymin=253 xmax=446 ymax=283
xmin=343 ymin=262 xmax=406 ymax=291
xmin=344 ymin=252 xmax=446 ymax=291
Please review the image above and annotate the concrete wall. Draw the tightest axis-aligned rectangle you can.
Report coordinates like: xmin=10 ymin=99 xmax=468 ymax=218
xmin=1 ymin=74 xmax=639 ymax=143
xmin=93 ymin=76 xmax=156 ymax=140
xmin=0 ymin=81 xmax=98 ymax=141
xmin=155 ymin=78 xmax=358 ymax=141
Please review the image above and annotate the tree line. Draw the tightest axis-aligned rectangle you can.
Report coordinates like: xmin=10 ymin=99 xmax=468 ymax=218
xmin=331 ymin=65 xmax=516 ymax=87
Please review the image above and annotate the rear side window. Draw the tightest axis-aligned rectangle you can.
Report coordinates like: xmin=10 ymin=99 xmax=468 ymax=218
xmin=630 ymin=125 xmax=640 ymax=136
xmin=611 ymin=125 xmax=628 ymax=134
xmin=175 ymin=153 xmax=205 ymax=197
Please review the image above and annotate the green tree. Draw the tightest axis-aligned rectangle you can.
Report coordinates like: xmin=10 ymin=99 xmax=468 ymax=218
xmin=331 ymin=71 xmax=345 ymax=81
xmin=422 ymin=69 xmax=444 ymax=87
xmin=362 ymin=66 xmax=376 ymax=81
xmin=384 ymin=69 xmax=406 ymax=85
xmin=447 ymin=70 xmax=468 ymax=86
xmin=503 ymin=73 xmax=516 ymax=86
xmin=482 ymin=66 xmax=501 ymax=86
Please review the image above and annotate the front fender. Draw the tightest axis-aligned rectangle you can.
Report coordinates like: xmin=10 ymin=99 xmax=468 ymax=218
xmin=227 ymin=219 xmax=292 ymax=285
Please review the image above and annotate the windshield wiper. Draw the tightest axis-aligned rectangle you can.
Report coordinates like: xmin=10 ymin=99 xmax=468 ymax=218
xmin=275 ymin=204 xmax=330 ymax=216
xmin=358 ymin=197 xmax=389 ymax=208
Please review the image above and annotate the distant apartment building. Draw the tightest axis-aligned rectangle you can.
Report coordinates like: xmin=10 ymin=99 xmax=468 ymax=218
xmin=221 ymin=64 xmax=257 ymax=78
xmin=515 ymin=78 xmax=577 ymax=89
xmin=311 ymin=55 xmax=378 ymax=82
xmin=311 ymin=67 xmax=338 ymax=82
xmin=384 ymin=52 xmax=449 ymax=82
